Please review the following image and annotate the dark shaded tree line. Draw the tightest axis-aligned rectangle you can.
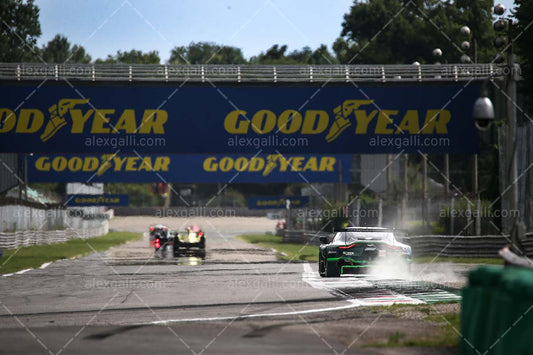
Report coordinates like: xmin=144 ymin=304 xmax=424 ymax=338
xmin=5 ymin=0 xmax=530 ymax=69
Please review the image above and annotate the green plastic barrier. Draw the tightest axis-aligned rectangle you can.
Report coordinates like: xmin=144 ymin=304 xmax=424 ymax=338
xmin=461 ymin=266 xmax=533 ymax=354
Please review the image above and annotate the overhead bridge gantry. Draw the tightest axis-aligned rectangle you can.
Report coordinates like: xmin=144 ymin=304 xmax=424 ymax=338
xmin=0 ymin=63 xmax=507 ymax=156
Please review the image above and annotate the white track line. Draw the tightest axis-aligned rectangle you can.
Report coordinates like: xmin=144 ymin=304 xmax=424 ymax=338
xmin=149 ymin=300 xmax=362 ymax=325
xmin=15 ymin=268 xmax=32 ymax=275
xmin=148 ymin=263 xmax=429 ymax=325
xmin=302 ymin=262 xmax=425 ymax=306
xmin=39 ymin=262 xmax=52 ymax=269
xmin=2 ymin=261 xmax=52 ymax=277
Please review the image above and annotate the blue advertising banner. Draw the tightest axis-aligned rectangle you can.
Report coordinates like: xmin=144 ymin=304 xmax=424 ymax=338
xmin=0 ymin=84 xmax=479 ymax=153
xmin=66 ymin=194 xmax=129 ymax=206
xmin=26 ymin=154 xmax=352 ymax=183
xmin=248 ymin=196 xmax=310 ymax=209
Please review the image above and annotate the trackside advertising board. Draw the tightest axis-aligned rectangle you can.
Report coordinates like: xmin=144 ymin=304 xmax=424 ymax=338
xmin=26 ymin=154 xmax=352 ymax=183
xmin=0 ymin=84 xmax=479 ymax=153
xmin=65 ymin=194 xmax=129 ymax=206
xmin=248 ymin=196 xmax=310 ymax=209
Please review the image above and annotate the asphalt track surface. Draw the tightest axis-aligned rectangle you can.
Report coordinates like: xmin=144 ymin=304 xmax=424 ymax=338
xmin=0 ymin=217 xmax=470 ymax=354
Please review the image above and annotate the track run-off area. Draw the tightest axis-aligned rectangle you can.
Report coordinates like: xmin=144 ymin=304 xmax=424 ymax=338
xmin=0 ymin=217 xmax=472 ymax=354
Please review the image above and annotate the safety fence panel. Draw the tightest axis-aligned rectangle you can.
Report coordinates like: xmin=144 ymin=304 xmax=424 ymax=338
xmin=461 ymin=266 xmax=533 ymax=354
xmin=0 ymin=222 xmax=108 ymax=249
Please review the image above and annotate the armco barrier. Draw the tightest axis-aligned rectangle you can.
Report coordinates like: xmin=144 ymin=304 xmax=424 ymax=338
xmin=282 ymin=230 xmax=328 ymax=246
xmin=0 ymin=222 xmax=109 ymax=249
xmin=113 ymin=206 xmax=266 ymax=217
xmin=461 ymin=266 xmax=533 ymax=354
xmin=404 ymin=235 xmax=533 ymax=258
xmin=282 ymin=231 xmax=533 ymax=257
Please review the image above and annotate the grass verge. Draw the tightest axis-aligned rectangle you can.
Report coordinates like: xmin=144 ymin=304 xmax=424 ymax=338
xmin=237 ymin=234 xmax=319 ymax=261
xmin=366 ymin=305 xmax=460 ymax=348
xmin=0 ymin=231 xmax=141 ymax=274
xmin=413 ymin=256 xmax=503 ymax=265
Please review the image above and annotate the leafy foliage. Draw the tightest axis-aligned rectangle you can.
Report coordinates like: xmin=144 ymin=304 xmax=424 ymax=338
xmin=95 ymin=49 xmax=160 ymax=64
xmin=0 ymin=0 xmax=41 ymax=62
xmin=249 ymin=44 xmax=337 ymax=64
xmin=40 ymin=34 xmax=91 ymax=63
xmin=105 ymin=183 xmax=162 ymax=206
xmin=168 ymin=42 xmax=246 ymax=64
xmin=334 ymin=0 xmax=496 ymax=64
xmin=514 ymin=0 xmax=533 ymax=109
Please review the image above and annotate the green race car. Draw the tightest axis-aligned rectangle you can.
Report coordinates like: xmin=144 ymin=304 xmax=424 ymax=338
xmin=318 ymin=227 xmax=412 ymax=277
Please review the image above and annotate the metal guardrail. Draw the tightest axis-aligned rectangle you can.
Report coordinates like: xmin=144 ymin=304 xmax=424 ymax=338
xmin=282 ymin=231 xmax=533 ymax=258
xmin=0 ymin=63 xmax=506 ymax=83
xmin=0 ymin=222 xmax=108 ymax=249
xmin=405 ymin=235 xmax=533 ymax=258
xmin=283 ymin=230 xmax=327 ymax=246
xmin=113 ymin=206 xmax=267 ymax=217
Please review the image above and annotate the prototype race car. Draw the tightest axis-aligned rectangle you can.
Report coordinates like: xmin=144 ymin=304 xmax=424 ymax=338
xmin=149 ymin=224 xmax=171 ymax=249
xmin=172 ymin=225 xmax=206 ymax=256
xmin=318 ymin=227 xmax=411 ymax=277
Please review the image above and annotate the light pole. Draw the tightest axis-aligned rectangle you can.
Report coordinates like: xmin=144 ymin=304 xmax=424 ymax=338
xmin=494 ymin=4 xmax=522 ymax=246
xmin=460 ymin=25 xmax=482 ymax=235
xmin=429 ymin=48 xmax=451 ymax=200
xmin=472 ymin=4 xmax=522 ymax=250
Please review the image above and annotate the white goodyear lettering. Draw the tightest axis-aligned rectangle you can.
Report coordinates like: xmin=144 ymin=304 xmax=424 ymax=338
xmin=202 ymin=155 xmax=336 ymax=176
xmin=223 ymin=100 xmax=452 ymax=142
xmin=34 ymin=156 xmax=170 ymax=176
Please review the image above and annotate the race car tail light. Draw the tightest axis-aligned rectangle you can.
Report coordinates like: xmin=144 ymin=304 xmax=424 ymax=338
xmin=154 ymin=238 xmax=160 ymax=249
xmin=198 ymin=232 xmax=204 ymax=237
xmin=339 ymin=244 xmax=356 ymax=249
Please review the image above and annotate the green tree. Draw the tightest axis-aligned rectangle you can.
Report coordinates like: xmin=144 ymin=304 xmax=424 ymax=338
xmin=0 ymin=0 xmax=41 ymax=62
xmin=250 ymin=44 xmax=289 ymax=63
xmin=40 ymin=34 xmax=91 ymax=63
xmin=105 ymin=183 xmax=162 ymax=207
xmin=168 ymin=42 xmax=246 ymax=64
xmin=250 ymin=44 xmax=337 ymax=64
xmin=96 ymin=49 xmax=160 ymax=64
xmin=455 ymin=0 xmax=496 ymax=62
xmin=514 ymin=0 xmax=533 ymax=108
xmin=335 ymin=0 xmax=495 ymax=64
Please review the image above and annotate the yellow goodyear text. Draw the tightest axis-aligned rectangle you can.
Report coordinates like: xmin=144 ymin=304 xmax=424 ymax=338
xmin=202 ymin=154 xmax=336 ymax=176
xmin=74 ymin=196 xmax=121 ymax=204
xmin=223 ymin=100 xmax=451 ymax=142
xmin=0 ymin=99 xmax=168 ymax=142
xmin=35 ymin=155 xmax=170 ymax=176
xmin=256 ymin=198 xmax=304 ymax=207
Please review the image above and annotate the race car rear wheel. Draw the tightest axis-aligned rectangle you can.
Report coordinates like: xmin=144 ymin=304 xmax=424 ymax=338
xmin=325 ymin=261 xmax=340 ymax=277
xmin=318 ymin=258 xmax=326 ymax=277
xmin=173 ymin=239 xmax=182 ymax=257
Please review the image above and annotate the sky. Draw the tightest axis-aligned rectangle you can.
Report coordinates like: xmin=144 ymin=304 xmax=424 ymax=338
xmin=34 ymin=0 xmax=354 ymax=62
xmin=34 ymin=0 xmax=516 ymax=63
